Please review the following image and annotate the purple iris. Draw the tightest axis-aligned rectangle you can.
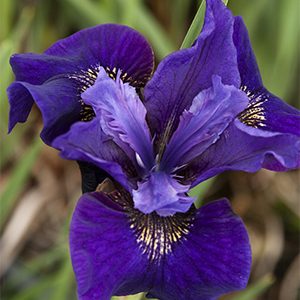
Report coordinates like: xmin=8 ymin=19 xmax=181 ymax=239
xmin=7 ymin=0 xmax=300 ymax=299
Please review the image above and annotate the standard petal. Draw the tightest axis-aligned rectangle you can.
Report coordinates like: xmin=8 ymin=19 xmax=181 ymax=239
xmin=53 ymin=118 xmax=137 ymax=190
xmin=7 ymin=77 xmax=81 ymax=144
xmin=45 ymin=24 xmax=154 ymax=87
xmin=160 ymin=76 xmax=248 ymax=171
xmin=82 ymin=68 xmax=154 ymax=170
xmin=71 ymin=193 xmax=251 ymax=300
xmin=183 ymin=121 xmax=300 ymax=186
xmin=144 ymin=0 xmax=239 ymax=140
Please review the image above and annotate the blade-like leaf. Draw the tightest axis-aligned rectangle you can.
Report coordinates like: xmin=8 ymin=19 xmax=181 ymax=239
xmin=180 ymin=0 xmax=229 ymax=49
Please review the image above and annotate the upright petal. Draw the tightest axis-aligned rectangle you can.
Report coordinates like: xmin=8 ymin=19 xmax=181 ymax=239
xmin=183 ymin=121 xmax=300 ymax=187
xmin=160 ymin=76 xmax=248 ymax=172
xmin=53 ymin=118 xmax=137 ymax=190
xmin=144 ymin=0 xmax=240 ymax=142
xmin=82 ymin=68 xmax=155 ymax=170
xmin=45 ymin=24 xmax=154 ymax=87
xmin=7 ymin=76 xmax=81 ymax=145
xmin=70 ymin=193 xmax=251 ymax=300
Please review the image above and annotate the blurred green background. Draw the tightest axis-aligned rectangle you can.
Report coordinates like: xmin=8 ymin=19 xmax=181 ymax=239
xmin=0 ymin=0 xmax=299 ymax=299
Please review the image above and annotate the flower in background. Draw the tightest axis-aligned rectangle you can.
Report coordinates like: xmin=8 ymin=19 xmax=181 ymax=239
xmin=7 ymin=0 xmax=300 ymax=299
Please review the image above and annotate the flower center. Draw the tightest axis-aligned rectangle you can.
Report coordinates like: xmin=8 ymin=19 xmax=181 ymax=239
xmin=238 ymin=85 xmax=268 ymax=128
xmin=99 ymin=178 xmax=195 ymax=263
xmin=68 ymin=65 xmax=145 ymax=122
xmin=128 ymin=207 xmax=195 ymax=262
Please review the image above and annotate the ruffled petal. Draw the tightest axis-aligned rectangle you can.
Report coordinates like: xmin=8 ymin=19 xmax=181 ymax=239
xmin=132 ymin=171 xmax=193 ymax=216
xmin=183 ymin=121 xmax=300 ymax=186
xmin=53 ymin=118 xmax=137 ymax=190
xmin=82 ymin=68 xmax=154 ymax=170
xmin=45 ymin=24 xmax=154 ymax=87
xmin=144 ymin=0 xmax=239 ymax=140
xmin=160 ymin=76 xmax=248 ymax=171
xmin=7 ymin=77 xmax=81 ymax=145
xmin=70 ymin=193 xmax=251 ymax=300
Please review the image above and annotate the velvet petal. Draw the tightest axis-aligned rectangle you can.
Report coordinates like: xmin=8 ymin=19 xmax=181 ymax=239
xmin=234 ymin=17 xmax=300 ymax=136
xmin=45 ymin=24 xmax=154 ymax=86
xmin=184 ymin=121 xmax=300 ymax=187
xmin=148 ymin=199 xmax=251 ymax=300
xmin=9 ymin=53 xmax=80 ymax=85
xmin=70 ymin=192 xmax=153 ymax=300
xmin=70 ymin=194 xmax=251 ymax=300
xmin=144 ymin=0 xmax=239 ymax=139
xmin=239 ymin=88 xmax=300 ymax=136
xmin=53 ymin=118 xmax=137 ymax=190
xmin=233 ymin=16 xmax=262 ymax=90
xmin=7 ymin=77 xmax=81 ymax=145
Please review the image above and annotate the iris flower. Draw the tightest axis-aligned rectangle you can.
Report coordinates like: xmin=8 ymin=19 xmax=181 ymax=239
xmin=7 ymin=0 xmax=299 ymax=299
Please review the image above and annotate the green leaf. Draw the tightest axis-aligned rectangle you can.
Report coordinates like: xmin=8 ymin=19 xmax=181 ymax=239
xmin=134 ymin=2 xmax=175 ymax=59
xmin=0 ymin=138 xmax=42 ymax=227
xmin=231 ymin=274 xmax=275 ymax=300
xmin=180 ymin=0 xmax=229 ymax=49
xmin=188 ymin=178 xmax=214 ymax=208
xmin=63 ymin=0 xmax=116 ymax=25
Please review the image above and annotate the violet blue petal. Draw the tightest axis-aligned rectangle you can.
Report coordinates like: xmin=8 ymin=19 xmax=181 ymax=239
xmin=239 ymin=88 xmax=300 ymax=136
xmin=184 ymin=121 xmax=300 ymax=187
xmin=9 ymin=53 xmax=80 ymax=85
xmin=7 ymin=77 xmax=81 ymax=145
xmin=161 ymin=76 xmax=248 ymax=172
xmin=233 ymin=17 xmax=262 ymax=89
xmin=144 ymin=0 xmax=239 ymax=139
xmin=45 ymin=24 xmax=154 ymax=86
xmin=70 ymin=192 xmax=153 ymax=300
xmin=82 ymin=68 xmax=155 ymax=170
xmin=132 ymin=171 xmax=193 ymax=216
xmin=53 ymin=118 xmax=137 ymax=190
xmin=234 ymin=17 xmax=300 ymax=136
xmin=70 ymin=193 xmax=251 ymax=300
xmin=8 ymin=24 xmax=154 ymax=136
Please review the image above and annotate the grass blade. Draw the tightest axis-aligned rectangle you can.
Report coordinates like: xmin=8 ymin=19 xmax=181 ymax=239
xmin=180 ymin=0 xmax=229 ymax=49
